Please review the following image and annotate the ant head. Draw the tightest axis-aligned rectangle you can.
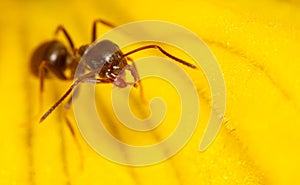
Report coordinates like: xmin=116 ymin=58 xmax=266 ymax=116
xmin=82 ymin=40 xmax=128 ymax=77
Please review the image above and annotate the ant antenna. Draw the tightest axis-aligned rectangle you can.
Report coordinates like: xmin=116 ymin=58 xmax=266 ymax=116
xmin=39 ymin=79 xmax=79 ymax=123
xmin=39 ymin=69 xmax=106 ymax=123
xmin=123 ymin=44 xmax=198 ymax=69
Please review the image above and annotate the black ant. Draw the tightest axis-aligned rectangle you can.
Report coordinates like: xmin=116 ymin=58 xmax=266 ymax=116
xmin=31 ymin=19 xmax=197 ymax=130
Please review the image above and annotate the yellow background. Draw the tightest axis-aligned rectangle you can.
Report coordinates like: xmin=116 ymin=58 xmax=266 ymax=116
xmin=0 ymin=0 xmax=299 ymax=184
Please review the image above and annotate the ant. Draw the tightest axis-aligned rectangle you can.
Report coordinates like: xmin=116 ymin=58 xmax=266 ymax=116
xmin=31 ymin=19 xmax=198 ymax=132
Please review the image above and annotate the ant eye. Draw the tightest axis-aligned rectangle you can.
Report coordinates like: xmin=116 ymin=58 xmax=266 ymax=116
xmin=107 ymin=55 xmax=115 ymax=64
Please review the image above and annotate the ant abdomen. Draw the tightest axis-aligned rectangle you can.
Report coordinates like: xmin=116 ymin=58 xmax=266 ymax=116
xmin=30 ymin=40 xmax=71 ymax=80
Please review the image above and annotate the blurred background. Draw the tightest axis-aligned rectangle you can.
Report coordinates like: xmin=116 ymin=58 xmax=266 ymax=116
xmin=0 ymin=0 xmax=299 ymax=185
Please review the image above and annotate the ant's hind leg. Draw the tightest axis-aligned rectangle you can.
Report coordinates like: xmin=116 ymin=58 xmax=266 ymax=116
xmin=38 ymin=61 xmax=68 ymax=115
xmin=55 ymin=25 xmax=75 ymax=54
xmin=38 ymin=61 xmax=49 ymax=113
xmin=92 ymin=19 xmax=116 ymax=42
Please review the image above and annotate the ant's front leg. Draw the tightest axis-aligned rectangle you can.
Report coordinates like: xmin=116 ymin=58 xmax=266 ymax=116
xmin=114 ymin=71 xmax=136 ymax=88
xmin=123 ymin=63 xmax=146 ymax=103
xmin=124 ymin=58 xmax=141 ymax=88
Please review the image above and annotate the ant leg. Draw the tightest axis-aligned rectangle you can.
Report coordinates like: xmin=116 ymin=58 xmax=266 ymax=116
xmin=64 ymin=114 xmax=84 ymax=170
xmin=114 ymin=77 xmax=136 ymax=88
xmin=123 ymin=44 xmax=198 ymax=69
xmin=124 ymin=58 xmax=146 ymax=103
xmin=92 ymin=19 xmax=116 ymax=42
xmin=55 ymin=25 xmax=75 ymax=54
xmin=64 ymin=109 xmax=84 ymax=169
xmin=125 ymin=57 xmax=141 ymax=87
xmin=38 ymin=61 xmax=49 ymax=113
xmin=62 ymin=86 xmax=84 ymax=170
xmin=38 ymin=61 xmax=67 ymax=114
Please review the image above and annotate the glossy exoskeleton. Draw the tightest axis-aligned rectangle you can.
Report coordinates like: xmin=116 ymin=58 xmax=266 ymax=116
xmin=31 ymin=19 xmax=198 ymax=124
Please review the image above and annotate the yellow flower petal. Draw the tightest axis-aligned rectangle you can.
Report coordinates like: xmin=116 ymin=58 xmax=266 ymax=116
xmin=0 ymin=0 xmax=299 ymax=185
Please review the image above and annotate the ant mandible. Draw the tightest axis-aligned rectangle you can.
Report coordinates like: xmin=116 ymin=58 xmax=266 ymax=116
xmin=31 ymin=19 xmax=198 ymax=126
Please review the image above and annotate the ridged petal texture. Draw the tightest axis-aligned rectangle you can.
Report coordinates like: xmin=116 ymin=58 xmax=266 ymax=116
xmin=0 ymin=0 xmax=299 ymax=185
